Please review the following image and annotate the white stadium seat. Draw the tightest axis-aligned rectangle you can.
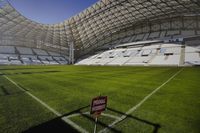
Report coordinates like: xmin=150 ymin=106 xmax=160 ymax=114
xmin=0 ymin=59 xmax=10 ymax=64
xmin=17 ymin=47 xmax=33 ymax=55
xmin=76 ymin=43 xmax=192 ymax=66
xmin=150 ymin=55 xmax=180 ymax=66
xmin=33 ymin=49 xmax=48 ymax=55
xmin=48 ymin=51 xmax=61 ymax=56
xmin=0 ymin=46 xmax=15 ymax=54
xmin=0 ymin=45 xmax=65 ymax=65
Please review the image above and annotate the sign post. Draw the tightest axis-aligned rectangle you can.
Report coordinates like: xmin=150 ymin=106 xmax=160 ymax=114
xmin=90 ymin=96 xmax=107 ymax=133
xmin=94 ymin=117 xmax=98 ymax=133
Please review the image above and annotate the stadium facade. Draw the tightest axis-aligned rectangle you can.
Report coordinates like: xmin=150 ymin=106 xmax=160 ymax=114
xmin=0 ymin=0 xmax=200 ymax=66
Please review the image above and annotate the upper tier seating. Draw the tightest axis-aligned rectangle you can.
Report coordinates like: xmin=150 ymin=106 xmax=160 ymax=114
xmin=0 ymin=46 xmax=15 ymax=54
xmin=149 ymin=32 xmax=160 ymax=39
xmin=48 ymin=51 xmax=61 ymax=56
xmin=17 ymin=47 xmax=33 ymax=55
xmin=33 ymin=49 xmax=48 ymax=55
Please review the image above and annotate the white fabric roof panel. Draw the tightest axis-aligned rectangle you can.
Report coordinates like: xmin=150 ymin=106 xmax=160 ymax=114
xmin=0 ymin=0 xmax=199 ymax=57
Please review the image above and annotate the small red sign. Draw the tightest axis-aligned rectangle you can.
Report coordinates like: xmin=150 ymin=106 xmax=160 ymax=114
xmin=90 ymin=96 xmax=107 ymax=115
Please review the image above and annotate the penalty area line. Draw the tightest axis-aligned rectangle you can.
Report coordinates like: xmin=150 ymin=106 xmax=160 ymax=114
xmin=3 ymin=75 xmax=88 ymax=133
xmin=99 ymin=68 xmax=184 ymax=133
xmin=65 ymin=112 xmax=121 ymax=120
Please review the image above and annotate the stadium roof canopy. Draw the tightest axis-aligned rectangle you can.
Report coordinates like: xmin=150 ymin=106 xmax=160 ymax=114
xmin=0 ymin=0 xmax=200 ymax=56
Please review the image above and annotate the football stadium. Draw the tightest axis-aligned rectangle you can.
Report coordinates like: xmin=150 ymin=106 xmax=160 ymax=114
xmin=0 ymin=0 xmax=200 ymax=133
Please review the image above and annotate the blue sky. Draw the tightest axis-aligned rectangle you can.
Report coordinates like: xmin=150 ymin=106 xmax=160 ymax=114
xmin=8 ymin=0 xmax=98 ymax=24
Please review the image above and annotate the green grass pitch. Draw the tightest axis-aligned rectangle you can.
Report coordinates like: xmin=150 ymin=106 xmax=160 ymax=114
xmin=0 ymin=65 xmax=199 ymax=133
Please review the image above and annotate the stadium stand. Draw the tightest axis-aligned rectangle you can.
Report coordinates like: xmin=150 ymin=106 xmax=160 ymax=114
xmin=0 ymin=46 xmax=15 ymax=54
xmin=0 ymin=45 xmax=68 ymax=65
xmin=0 ymin=54 xmax=10 ymax=64
xmin=76 ymin=42 xmax=200 ymax=66
xmin=33 ymin=49 xmax=49 ymax=56
xmin=185 ymin=46 xmax=200 ymax=65
xmin=17 ymin=47 xmax=33 ymax=55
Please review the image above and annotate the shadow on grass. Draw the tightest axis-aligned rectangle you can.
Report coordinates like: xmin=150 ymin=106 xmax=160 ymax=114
xmin=22 ymin=105 xmax=90 ymax=133
xmin=81 ymin=113 xmax=122 ymax=133
xmin=1 ymin=86 xmax=10 ymax=95
xmin=0 ymin=70 xmax=62 ymax=76
xmin=61 ymin=105 xmax=161 ymax=133
xmin=62 ymin=105 xmax=121 ymax=133
xmin=22 ymin=105 xmax=89 ymax=133
xmin=61 ymin=105 xmax=160 ymax=133
xmin=20 ymin=105 xmax=160 ymax=133
xmin=0 ymin=67 xmax=55 ymax=71
xmin=0 ymin=85 xmax=26 ymax=97
xmin=22 ymin=117 xmax=79 ymax=133
xmin=107 ymin=107 xmax=161 ymax=133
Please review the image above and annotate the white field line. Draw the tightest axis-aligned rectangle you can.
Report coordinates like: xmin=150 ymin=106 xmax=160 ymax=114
xmin=66 ymin=112 xmax=121 ymax=120
xmin=101 ymin=113 xmax=121 ymax=120
xmin=99 ymin=68 xmax=184 ymax=133
xmin=3 ymin=75 xmax=89 ymax=133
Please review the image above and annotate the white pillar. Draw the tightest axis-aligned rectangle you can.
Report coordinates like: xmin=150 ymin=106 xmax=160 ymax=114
xmin=69 ymin=42 xmax=74 ymax=64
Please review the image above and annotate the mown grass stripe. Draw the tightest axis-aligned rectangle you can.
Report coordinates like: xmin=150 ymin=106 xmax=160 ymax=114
xmin=3 ymin=75 xmax=89 ymax=133
xmin=99 ymin=68 xmax=184 ymax=133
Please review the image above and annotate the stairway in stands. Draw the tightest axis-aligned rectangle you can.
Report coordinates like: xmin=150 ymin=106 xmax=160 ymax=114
xmin=179 ymin=45 xmax=185 ymax=66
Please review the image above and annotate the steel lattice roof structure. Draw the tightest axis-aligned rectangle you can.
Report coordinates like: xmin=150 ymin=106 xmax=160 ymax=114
xmin=0 ymin=0 xmax=200 ymax=58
